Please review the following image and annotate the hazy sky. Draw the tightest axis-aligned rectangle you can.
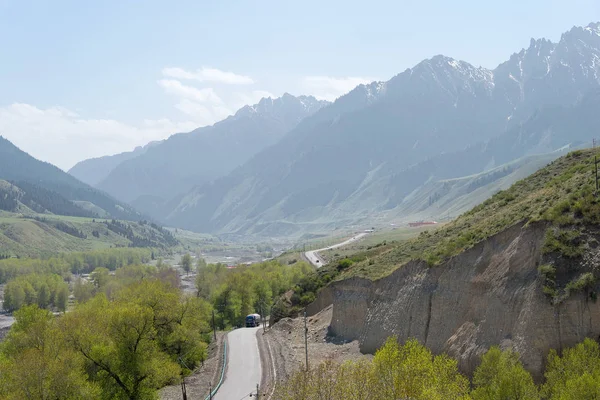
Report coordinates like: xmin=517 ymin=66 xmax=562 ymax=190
xmin=1 ymin=0 xmax=599 ymax=169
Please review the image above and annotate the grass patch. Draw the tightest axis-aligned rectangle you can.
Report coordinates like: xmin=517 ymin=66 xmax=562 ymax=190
xmin=0 ymin=211 xmax=179 ymax=257
xmin=542 ymin=228 xmax=584 ymax=258
xmin=336 ymin=149 xmax=600 ymax=280
xmin=565 ymin=272 xmax=596 ymax=294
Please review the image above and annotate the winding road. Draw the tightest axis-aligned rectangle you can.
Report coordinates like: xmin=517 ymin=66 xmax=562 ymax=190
xmin=212 ymin=233 xmax=371 ymax=398
xmin=304 ymin=232 xmax=370 ymax=267
xmin=214 ymin=327 xmax=262 ymax=400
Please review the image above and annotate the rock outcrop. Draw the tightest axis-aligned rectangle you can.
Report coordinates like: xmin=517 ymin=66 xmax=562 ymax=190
xmin=321 ymin=222 xmax=600 ymax=380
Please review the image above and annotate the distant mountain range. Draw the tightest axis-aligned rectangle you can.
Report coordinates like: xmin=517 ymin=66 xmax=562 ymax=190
xmin=69 ymin=141 xmax=160 ymax=187
xmin=0 ymin=136 xmax=141 ymax=221
xmin=72 ymin=94 xmax=328 ymax=216
xmin=70 ymin=22 xmax=600 ymax=238
xmin=154 ymin=23 xmax=600 ymax=236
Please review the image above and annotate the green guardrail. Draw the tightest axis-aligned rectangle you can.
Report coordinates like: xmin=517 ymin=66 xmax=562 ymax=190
xmin=204 ymin=340 xmax=228 ymax=400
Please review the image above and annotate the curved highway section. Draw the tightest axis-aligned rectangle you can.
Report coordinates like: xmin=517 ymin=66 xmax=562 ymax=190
xmin=304 ymin=232 xmax=370 ymax=267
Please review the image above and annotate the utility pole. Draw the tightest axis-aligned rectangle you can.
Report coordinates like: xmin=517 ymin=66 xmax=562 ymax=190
xmin=180 ymin=376 xmax=187 ymax=400
xmin=304 ymin=310 xmax=309 ymax=371
xmin=212 ymin=310 xmax=217 ymax=340
xmin=257 ymin=383 xmax=260 ymax=398
xmin=209 ymin=382 xmax=213 ymax=400
xmin=594 ymin=156 xmax=598 ymax=196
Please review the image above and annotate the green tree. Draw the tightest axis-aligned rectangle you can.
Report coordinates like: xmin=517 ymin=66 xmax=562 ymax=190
xmin=371 ymin=337 xmax=469 ymax=399
xmin=73 ymin=277 xmax=94 ymax=303
xmin=274 ymin=339 xmax=469 ymax=400
xmin=91 ymin=267 xmax=110 ymax=289
xmin=62 ymin=295 xmax=180 ymax=400
xmin=542 ymin=338 xmax=600 ymax=399
xmin=114 ymin=280 xmax=211 ymax=378
xmin=56 ymin=284 xmax=69 ymax=312
xmin=196 ymin=257 xmax=207 ymax=270
xmin=195 ymin=263 xmax=218 ymax=300
xmin=335 ymin=359 xmax=376 ymax=400
xmin=471 ymin=346 xmax=539 ymax=400
xmin=37 ymin=282 xmax=50 ymax=309
xmin=0 ymin=305 xmax=99 ymax=399
xmin=181 ymin=254 xmax=192 ymax=275
xmin=3 ymin=281 xmax=25 ymax=312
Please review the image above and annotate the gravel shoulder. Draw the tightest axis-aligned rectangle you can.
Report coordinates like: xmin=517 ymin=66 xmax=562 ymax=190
xmin=159 ymin=331 xmax=226 ymax=400
xmin=261 ymin=305 xmax=370 ymax=396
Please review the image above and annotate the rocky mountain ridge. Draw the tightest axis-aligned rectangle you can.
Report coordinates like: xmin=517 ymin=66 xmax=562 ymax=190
xmin=162 ymin=22 xmax=600 ymax=237
xmin=93 ymin=94 xmax=329 ymax=212
xmin=68 ymin=141 xmax=160 ymax=187
xmin=0 ymin=136 xmax=141 ymax=221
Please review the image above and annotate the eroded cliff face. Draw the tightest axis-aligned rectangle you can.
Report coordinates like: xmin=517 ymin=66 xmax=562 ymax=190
xmin=325 ymin=222 xmax=600 ymax=379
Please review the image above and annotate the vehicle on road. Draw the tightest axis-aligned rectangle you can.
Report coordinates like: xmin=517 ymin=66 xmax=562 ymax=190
xmin=245 ymin=313 xmax=261 ymax=327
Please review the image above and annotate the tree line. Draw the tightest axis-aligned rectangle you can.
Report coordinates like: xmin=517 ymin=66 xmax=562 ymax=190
xmin=104 ymin=219 xmax=179 ymax=249
xmin=0 ymin=269 xmax=212 ymax=399
xmin=0 ymin=180 xmax=97 ymax=217
xmin=29 ymin=217 xmax=88 ymax=239
xmin=0 ymin=248 xmax=152 ymax=285
xmin=274 ymin=336 xmax=600 ymax=400
xmin=2 ymin=273 xmax=69 ymax=312
xmin=15 ymin=180 xmax=97 ymax=217
xmin=195 ymin=259 xmax=313 ymax=328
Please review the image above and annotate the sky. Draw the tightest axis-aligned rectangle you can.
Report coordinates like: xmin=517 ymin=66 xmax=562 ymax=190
xmin=1 ymin=0 xmax=599 ymax=170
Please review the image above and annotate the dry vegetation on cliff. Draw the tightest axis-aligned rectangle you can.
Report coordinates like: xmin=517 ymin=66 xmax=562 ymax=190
xmin=341 ymin=149 xmax=600 ymax=280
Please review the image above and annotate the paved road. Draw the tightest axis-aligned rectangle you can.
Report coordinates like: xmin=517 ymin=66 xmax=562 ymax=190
xmin=214 ymin=327 xmax=262 ymax=400
xmin=304 ymin=232 xmax=370 ymax=267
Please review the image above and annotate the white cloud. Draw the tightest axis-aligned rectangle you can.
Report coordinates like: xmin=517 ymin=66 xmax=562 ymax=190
xmin=174 ymin=99 xmax=233 ymax=125
xmin=157 ymin=79 xmax=223 ymax=104
xmin=163 ymin=67 xmax=255 ymax=85
xmin=0 ymin=103 xmax=196 ymax=170
xmin=302 ymin=76 xmax=376 ymax=101
xmin=157 ymin=69 xmax=273 ymax=126
xmin=0 ymin=67 xmax=274 ymax=171
xmin=157 ymin=78 xmax=234 ymax=125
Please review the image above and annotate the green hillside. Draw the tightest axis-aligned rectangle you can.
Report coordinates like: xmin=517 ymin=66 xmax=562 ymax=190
xmin=0 ymin=136 xmax=141 ymax=221
xmin=337 ymin=148 xmax=600 ymax=279
xmin=0 ymin=211 xmax=178 ymax=258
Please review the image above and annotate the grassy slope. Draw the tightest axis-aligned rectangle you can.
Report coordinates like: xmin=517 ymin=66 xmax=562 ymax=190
xmin=341 ymin=149 xmax=600 ymax=280
xmin=320 ymin=225 xmax=443 ymax=261
xmin=0 ymin=211 xmax=173 ymax=257
xmin=388 ymin=150 xmax=569 ymax=224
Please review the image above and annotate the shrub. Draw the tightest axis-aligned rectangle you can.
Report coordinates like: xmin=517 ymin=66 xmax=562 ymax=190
xmin=565 ymin=273 xmax=596 ymax=294
xmin=424 ymin=253 xmax=441 ymax=267
xmin=337 ymin=259 xmax=354 ymax=271
xmin=538 ymin=264 xmax=556 ymax=280
xmin=543 ymin=228 xmax=584 ymax=258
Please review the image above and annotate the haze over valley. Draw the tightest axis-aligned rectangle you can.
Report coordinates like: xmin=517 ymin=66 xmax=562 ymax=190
xmin=2 ymin=2 xmax=600 ymax=399
xmin=63 ymin=21 xmax=600 ymax=238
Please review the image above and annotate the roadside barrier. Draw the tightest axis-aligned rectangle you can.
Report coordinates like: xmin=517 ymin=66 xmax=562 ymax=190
xmin=204 ymin=340 xmax=228 ymax=400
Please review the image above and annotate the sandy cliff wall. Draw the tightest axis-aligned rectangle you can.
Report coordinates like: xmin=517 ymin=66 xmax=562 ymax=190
xmin=325 ymin=222 xmax=600 ymax=379
xmin=306 ymin=286 xmax=334 ymax=317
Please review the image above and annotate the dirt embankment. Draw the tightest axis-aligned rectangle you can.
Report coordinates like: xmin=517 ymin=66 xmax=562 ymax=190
xmin=262 ymin=305 xmax=371 ymax=390
xmin=159 ymin=331 xmax=226 ymax=400
xmin=319 ymin=222 xmax=600 ymax=380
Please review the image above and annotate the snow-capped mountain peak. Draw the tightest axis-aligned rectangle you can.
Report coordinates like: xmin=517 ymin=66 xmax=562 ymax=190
xmin=585 ymin=22 xmax=600 ymax=37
